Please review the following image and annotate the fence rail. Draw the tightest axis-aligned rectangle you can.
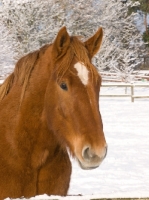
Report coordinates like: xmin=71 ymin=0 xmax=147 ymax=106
xmin=101 ymin=83 xmax=149 ymax=102
xmin=100 ymin=72 xmax=149 ymax=82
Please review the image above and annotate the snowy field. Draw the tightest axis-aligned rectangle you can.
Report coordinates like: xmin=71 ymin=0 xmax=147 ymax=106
xmin=3 ymin=83 xmax=149 ymax=200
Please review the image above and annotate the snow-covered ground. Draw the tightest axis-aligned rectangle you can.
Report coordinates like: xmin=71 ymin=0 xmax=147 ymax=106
xmin=3 ymin=83 xmax=149 ymax=200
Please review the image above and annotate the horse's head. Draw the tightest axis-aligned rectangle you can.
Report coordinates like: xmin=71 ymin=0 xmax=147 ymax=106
xmin=45 ymin=27 xmax=107 ymax=170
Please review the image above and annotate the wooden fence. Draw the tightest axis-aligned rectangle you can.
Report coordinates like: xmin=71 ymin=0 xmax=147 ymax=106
xmin=100 ymin=72 xmax=149 ymax=82
xmin=101 ymin=83 xmax=149 ymax=102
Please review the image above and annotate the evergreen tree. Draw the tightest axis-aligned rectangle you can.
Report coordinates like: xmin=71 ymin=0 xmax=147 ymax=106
xmin=131 ymin=0 xmax=149 ymax=44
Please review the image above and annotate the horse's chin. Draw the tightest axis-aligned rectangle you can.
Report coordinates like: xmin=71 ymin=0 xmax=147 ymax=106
xmin=77 ymin=159 xmax=99 ymax=170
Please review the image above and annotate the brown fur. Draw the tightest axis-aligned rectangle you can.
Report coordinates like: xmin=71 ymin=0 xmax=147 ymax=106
xmin=0 ymin=27 xmax=107 ymax=199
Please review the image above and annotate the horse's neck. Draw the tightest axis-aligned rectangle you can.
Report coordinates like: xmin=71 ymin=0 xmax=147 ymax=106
xmin=14 ymin=61 xmax=59 ymax=162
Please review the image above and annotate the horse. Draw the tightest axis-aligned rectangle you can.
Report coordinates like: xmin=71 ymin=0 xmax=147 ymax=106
xmin=0 ymin=27 xmax=107 ymax=199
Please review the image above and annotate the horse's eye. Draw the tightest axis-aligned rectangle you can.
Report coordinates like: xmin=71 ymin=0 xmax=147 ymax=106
xmin=60 ymin=83 xmax=68 ymax=91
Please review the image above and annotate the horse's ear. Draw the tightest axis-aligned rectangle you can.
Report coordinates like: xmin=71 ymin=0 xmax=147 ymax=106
xmin=52 ymin=26 xmax=70 ymax=59
xmin=84 ymin=27 xmax=103 ymax=58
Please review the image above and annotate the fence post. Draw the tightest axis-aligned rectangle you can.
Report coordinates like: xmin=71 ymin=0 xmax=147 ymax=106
xmin=131 ymin=84 xmax=134 ymax=102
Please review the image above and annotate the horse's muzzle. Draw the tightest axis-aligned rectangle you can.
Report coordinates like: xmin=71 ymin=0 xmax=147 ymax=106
xmin=77 ymin=145 xmax=107 ymax=170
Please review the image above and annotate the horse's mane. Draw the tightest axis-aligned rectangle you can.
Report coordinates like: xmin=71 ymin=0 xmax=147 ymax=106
xmin=0 ymin=44 xmax=49 ymax=103
xmin=0 ymin=37 xmax=100 ymax=103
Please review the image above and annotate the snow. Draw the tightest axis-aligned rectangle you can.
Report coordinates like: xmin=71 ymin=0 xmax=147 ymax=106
xmin=3 ymin=84 xmax=149 ymax=199
xmin=0 ymin=65 xmax=14 ymax=81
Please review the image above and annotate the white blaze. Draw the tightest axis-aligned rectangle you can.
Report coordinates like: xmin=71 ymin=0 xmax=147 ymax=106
xmin=74 ymin=62 xmax=89 ymax=85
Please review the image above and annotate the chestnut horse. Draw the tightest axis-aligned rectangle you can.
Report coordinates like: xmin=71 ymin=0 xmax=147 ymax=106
xmin=0 ymin=27 xmax=107 ymax=199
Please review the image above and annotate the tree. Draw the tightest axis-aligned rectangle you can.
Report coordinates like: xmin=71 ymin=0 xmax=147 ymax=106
xmin=131 ymin=0 xmax=149 ymax=33
xmin=130 ymin=0 xmax=149 ymax=46
xmin=0 ymin=0 xmax=146 ymax=82
xmin=0 ymin=0 xmax=102 ymax=62
xmin=94 ymin=0 xmax=145 ymax=82
xmin=0 ymin=0 xmax=66 ymax=61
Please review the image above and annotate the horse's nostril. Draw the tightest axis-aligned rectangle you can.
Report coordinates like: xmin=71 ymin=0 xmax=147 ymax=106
xmin=82 ymin=145 xmax=107 ymax=162
xmin=82 ymin=146 xmax=98 ymax=161
xmin=80 ymin=146 xmax=107 ymax=169
xmin=82 ymin=147 xmax=90 ymax=161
